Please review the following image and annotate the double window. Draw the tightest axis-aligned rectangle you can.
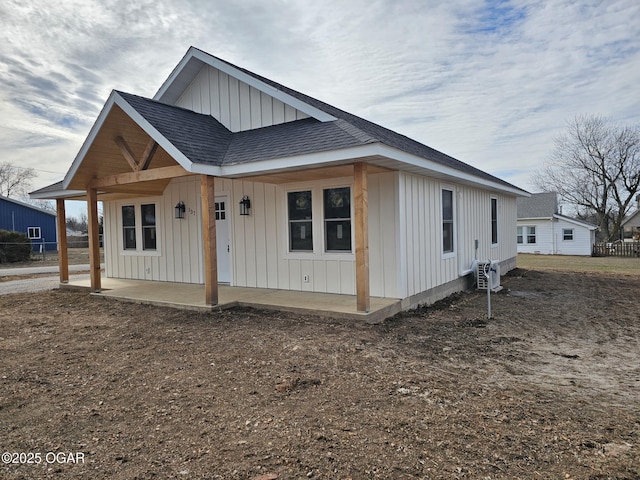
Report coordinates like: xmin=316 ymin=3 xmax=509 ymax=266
xmin=517 ymin=226 xmax=536 ymax=244
xmin=287 ymin=186 xmax=352 ymax=253
xmin=27 ymin=226 xmax=41 ymax=239
xmin=121 ymin=203 xmax=158 ymax=252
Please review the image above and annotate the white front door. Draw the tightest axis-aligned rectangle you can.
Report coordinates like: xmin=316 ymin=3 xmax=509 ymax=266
xmin=215 ymin=197 xmax=231 ymax=283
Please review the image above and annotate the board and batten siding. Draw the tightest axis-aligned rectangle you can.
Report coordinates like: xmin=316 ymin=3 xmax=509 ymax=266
xmin=175 ymin=65 xmax=309 ymax=132
xmin=104 ymin=172 xmax=400 ymax=297
xmin=229 ymin=172 xmax=399 ymax=298
xmin=397 ymin=172 xmax=517 ymax=298
xmin=103 ymin=171 xmax=517 ymax=299
xmin=104 ymin=176 xmax=205 ymax=283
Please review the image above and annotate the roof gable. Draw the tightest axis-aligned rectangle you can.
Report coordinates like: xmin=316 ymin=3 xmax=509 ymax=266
xmin=38 ymin=46 xmax=529 ymax=199
xmin=155 ymin=47 xmax=336 ymax=123
xmin=553 ymin=214 xmax=598 ymax=230
xmin=152 ymin=47 xmax=525 ymax=193
xmin=517 ymin=192 xmax=558 ymax=218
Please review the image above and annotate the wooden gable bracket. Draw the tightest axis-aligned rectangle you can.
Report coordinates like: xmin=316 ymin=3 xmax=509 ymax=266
xmin=114 ymin=136 xmax=158 ymax=172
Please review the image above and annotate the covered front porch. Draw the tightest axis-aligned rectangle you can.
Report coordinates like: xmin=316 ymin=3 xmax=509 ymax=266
xmin=62 ymin=277 xmax=401 ymax=323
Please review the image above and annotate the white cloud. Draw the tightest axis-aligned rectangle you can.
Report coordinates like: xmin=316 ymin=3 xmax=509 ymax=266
xmin=0 ymin=0 xmax=638 ymax=205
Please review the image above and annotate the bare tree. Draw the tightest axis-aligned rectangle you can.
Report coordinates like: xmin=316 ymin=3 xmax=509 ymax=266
xmin=0 ymin=162 xmax=37 ymax=198
xmin=533 ymin=114 xmax=640 ymax=241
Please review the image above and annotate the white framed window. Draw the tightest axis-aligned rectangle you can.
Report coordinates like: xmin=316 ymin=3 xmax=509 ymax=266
xmin=517 ymin=226 xmax=536 ymax=244
xmin=323 ymin=187 xmax=351 ymax=252
xmin=441 ymin=187 xmax=455 ymax=255
xmin=27 ymin=226 xmax=41 ymax=239
xmin=288 ymin=190 xmax=313 ymax=252
xmin=491 ymin=197 xmax=498 ymax=245
xmin=285 ymin=182 xmax=354 ymax=257
xmin=119 ymin=201 xmax=160 ymax=255
xmin=141 ymin=204 xmax=157 ymax=251
xmin=562 ymin=228 xmax=574 ymax=241
xmin=122 ymin=205 xmax=136 ymax=250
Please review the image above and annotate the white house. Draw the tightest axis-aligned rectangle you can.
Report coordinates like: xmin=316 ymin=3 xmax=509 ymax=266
xmin=32 ymin=46 xmax=527 ymax=318
xmin=517 ymin=192 xmax=597 ymax=255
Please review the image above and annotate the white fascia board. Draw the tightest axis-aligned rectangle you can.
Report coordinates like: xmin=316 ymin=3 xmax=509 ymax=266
xmin=156 ymin=48 xmax=336 ymax=122
xmin=376 ymin=145 xmax=529 ymax=197
xmin=30 ymin=189 xmax=86 ymax=200
xmin=190 ymin=144 xmax=382 ymax=177
xmin=553 ymin=214 xmax=598 ymax=230
xmin=201 ymin=143 xmax=527 ymax=196
xmin=191 ymin=143 xmax=527 ymax=197
xmin=63 ymin=92 xmax=198 ymax=190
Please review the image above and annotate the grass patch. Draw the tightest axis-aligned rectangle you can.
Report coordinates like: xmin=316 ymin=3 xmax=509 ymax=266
xmin=517 ymin=253 xmax=640 ymax=275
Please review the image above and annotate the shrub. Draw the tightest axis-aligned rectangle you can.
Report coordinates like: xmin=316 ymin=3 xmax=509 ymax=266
xmin=0 ymin=229 xmax=32 ymax=263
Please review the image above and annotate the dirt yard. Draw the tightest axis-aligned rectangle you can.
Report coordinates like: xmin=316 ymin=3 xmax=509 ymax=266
xmin=1 ymin=263 xmax=638 ymax=479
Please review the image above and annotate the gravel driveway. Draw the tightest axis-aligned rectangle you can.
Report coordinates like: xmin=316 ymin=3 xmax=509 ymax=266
xmin=0 ymin=274 xmax=90 ymax=295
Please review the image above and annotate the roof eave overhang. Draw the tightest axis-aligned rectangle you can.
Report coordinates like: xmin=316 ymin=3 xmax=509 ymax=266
xmin=62 ymin=91 xmax=195 ymax=191
xmin=552 ymin=214 xmax=598 ymax=230
xmin=154 ymin=47 xmax=337 ymax=123
xmin=30 ymin=189 xmax=87 ymax=201
xmin=189 ymin=144 xmax=528 ymax=197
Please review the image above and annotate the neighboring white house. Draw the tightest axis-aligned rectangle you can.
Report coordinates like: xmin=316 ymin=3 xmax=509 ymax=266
xmin=621 ymin=206 xmax=640 ymax=242
xmin=517 ymin=192 xmax=597 ymax=255
xmin=32 ymin=46 xmax=527 ymax=315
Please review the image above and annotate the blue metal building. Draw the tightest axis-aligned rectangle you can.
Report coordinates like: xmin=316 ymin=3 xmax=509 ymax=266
xmin=0 ymin=195 xmax=57 ymax=251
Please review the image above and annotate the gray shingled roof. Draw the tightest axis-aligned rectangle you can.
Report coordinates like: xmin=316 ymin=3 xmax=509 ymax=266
xmin=118 ymin=91 xmax=379 ymax=167
xmin=118 ymin=91 xmax=233 ymax=166
xmin=214 ymin=49 xmax=522 ymax=190
xmin=517 ymin=192 xmax=558 ymax=218
xmin=121 ymin=48 xmax=526 ymax=192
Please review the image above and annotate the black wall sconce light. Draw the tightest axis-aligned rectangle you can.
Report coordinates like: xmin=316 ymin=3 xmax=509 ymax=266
xmin=175 ymin=201 xmax=186 ymax=219
xmin=239 ymin=195 xmax=251 ymax=216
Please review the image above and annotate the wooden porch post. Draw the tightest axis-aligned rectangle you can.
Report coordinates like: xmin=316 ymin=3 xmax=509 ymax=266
xmin=201 ymin=175 xmax=218 ymax=305
xmin=55 ymin=199 xmax=69 ymax=283
xmin=354 ymin=162 xmax=370 ymax=312
xmin=87 ymin=186 xmax=101 ymax=292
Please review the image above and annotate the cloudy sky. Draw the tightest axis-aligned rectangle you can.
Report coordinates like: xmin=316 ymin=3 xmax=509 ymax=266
xmin=1 ymin=0 xmax=639 ymax=216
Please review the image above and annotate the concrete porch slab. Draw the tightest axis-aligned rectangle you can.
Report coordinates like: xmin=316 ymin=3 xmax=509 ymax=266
xmin=63 ymin=277 xmax=402 ymax=323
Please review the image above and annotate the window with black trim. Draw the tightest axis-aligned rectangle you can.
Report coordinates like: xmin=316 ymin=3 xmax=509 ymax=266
xmin=288 ymin=190 xmax=313 ymax=252
xmin=27 ymin=226 xmax=41 ymax=239
xmin=442 ymin=188 xmax=454 ymax=254
xmin=324 ymin=187 xmax=351 ymax=252
xmin=563 ymin=228 xmax=574 ymax=241
xmin=141 ymin=204 xmax=156 ymax=250
xmin=122 ymin=205 xmax=136 ymax=250
xmin=491 ymin=198 xmax=498 ymax=245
